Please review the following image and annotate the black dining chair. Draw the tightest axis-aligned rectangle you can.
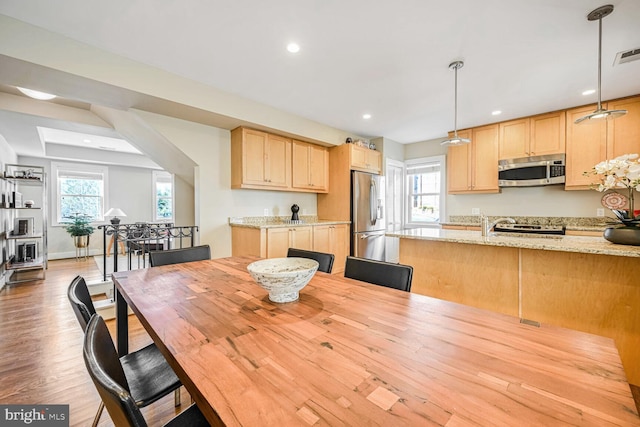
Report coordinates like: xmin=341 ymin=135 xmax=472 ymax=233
xmin=83 ymin=314 xmax=210 ymax=427
xmin=148 ymin=245 xmax=211 ymax=267
xmin=67 ymin=276 xmax=182 ymax=427
xmin=344 ymin=256 xmax=413 ymax=292
xmin=286 ymin=248 xmax=335 ymax=273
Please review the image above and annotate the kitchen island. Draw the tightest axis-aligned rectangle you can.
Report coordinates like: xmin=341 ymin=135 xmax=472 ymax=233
xmin=387 ymin=228 xmax=640 ymax=385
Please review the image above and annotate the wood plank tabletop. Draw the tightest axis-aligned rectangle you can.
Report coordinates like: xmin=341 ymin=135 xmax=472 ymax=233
xmin=112 ymin=256 xmax=640 ymax=426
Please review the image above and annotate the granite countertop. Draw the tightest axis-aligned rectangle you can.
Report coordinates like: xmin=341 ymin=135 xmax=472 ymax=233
xmin=440 ymin=215 xmax=611 ymax=232
xmin=386 ymin=228 xmax=640 ymax=258
xmin=229 ymin=216 xmax=350 ymax=229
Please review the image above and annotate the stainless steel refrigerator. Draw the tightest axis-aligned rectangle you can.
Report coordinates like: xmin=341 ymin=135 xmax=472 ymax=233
xmin=351 ymin=170 xmax=385 ymax=261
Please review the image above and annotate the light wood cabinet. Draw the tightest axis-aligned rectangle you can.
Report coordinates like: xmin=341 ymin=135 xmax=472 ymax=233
xmin=266 ymin=226 xmax=313 ymax=258
xmin=498 ymin=118 xmax=529 ymax=159
xmin=498 ymin=112 xmax=565 ymax=160
xmin=350 ymin=144 xmax=381 ymax=174
xmin=565 ymin=104 xmax=607 ymax=189
xmin=292 ymin=140 xmax=329 ymax=193
xmin=446 ymin=130 xmax=472 ymax=193
xmin=313 ymin=223 xmax=349 ymax=273
xmin=231 ymin=127 xmax=291 ymax=190
xmin=318 ymin=143 xmax=382 ymax=221
xmin=231 ymin=223 xmax=348 ymax=273
xmin=565 ymin=96 xmax=640 ymax=189
xmin=607 ymin=96 xmax=640 ymax=158
xmin=447 ymin=125 xmax=499 ymax=194
xmin=530 ymin=111 xmax=566 ymax=156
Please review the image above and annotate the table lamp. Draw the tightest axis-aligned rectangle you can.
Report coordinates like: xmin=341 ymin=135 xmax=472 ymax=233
xmin=104 ymin=208 xmax=127 ymax=224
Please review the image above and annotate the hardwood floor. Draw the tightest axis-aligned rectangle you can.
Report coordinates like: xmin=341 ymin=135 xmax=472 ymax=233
xmin=1 ymin=258 xmax=639 ymax=426
xmin=0 ymin=258 xmax=192 ymax=427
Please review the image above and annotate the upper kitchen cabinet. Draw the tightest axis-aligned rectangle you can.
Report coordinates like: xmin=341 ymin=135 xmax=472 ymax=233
xmin=231 ymin=127 xmax=291 ymax=190
xmin=350 ymin=144 xmax=381 ymax=174
xmin=565 ymin=104 xmax=607 ymax=189
xmin=447 ymin=125 xmax=499 ymax=194
xmin=530 ymin=111 xmax=566 ymax=155
xmin=498 ymin=112 xmax=565 ymax=160
xmin=565 ymin=96 xmax=640 ymax=189
xmin=292 ymin=140 xmax=329 ymax=193
xmin=607 ymin=96 xmax=640 ymax=158
xmin=498 ymin=118 xmax=528 ymax=160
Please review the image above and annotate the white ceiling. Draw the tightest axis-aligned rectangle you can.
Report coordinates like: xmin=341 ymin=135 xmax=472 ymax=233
xmin=38 ymin=127 xmax=141 ymax=154
xmin=0 ymin=0 xmax=639 ymax=151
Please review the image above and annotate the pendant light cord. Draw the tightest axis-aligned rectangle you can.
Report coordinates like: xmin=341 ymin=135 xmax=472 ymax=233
xmin=597 ymin=15 xmax=603 ymax=111
xmin=453 ymin=65 xmax=459 ymax=137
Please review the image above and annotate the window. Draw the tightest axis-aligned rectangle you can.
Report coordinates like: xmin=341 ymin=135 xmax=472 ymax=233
xmin=153 ymin=171 xmax=174 ymax=222
xmin=405 ymin=155 xmax=446 ymax=227
xmin=52 ymin=162 xmax=108 ymax=225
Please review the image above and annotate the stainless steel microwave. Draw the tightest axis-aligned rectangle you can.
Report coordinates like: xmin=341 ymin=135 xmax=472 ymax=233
xmin=498 ymin=154 xmax=565 ymax=187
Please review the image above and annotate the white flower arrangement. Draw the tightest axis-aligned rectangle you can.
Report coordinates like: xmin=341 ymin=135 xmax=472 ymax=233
xmin=585 ymin=153 xmax=640 ymax=225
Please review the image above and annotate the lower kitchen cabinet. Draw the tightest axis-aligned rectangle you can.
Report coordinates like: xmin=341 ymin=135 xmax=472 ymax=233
xmin=266 ymin=226 xmax=313 ymax=258
xmin=231 ymin=223 xmax=349 ymax=274
xmin=312 ymin=223 xmax=349 ymax=273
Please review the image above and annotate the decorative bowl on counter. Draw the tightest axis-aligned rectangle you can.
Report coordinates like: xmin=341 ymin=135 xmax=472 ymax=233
xmin=247 ymin=257 xmax=319 ymax=303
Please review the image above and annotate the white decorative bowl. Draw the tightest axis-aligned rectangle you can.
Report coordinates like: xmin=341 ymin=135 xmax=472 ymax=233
xmin=247 ymin=257 xmax=319 ymax=303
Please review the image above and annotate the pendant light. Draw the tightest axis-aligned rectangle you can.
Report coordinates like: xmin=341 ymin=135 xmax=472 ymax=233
xmin=441 ymin=61 xmax=471 ymax=146
xmin=575 ymin=4 xmax=627 ymax=124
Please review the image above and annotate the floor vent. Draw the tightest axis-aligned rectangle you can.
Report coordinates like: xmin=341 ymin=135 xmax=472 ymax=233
xmin=615 ymin=48 xmax=640 ymax=65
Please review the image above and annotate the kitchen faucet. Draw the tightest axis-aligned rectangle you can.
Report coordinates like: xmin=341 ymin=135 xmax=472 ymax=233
xmin=481 ymin=215 xmax=516 ymax=236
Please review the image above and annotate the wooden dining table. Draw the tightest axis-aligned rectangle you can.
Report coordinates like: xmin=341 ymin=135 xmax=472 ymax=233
xmin=112 ymin=256 xmax=640 ymax=426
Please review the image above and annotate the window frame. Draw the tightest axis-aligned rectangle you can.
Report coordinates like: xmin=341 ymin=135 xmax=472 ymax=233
xmin=404 ymin=155 xmax=446 ymax=229
xmin=51 ymin=161 xmax=109 ymax=227
xmin=152 ymin=170 xmax=174 ymax=222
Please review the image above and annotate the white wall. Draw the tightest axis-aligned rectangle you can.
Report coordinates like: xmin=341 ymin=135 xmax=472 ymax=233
xmin=447 ymin=185 xmax=602 ymax=217
xmin=404 ymin=139 xmax=603 ymax=219
xmin=18 ymin=156 xmax=194 ymax=259
xmin=372 ymin=137 xmax=403 ymax=176
xmin=134 ymin=110 xmax=318 ymax=259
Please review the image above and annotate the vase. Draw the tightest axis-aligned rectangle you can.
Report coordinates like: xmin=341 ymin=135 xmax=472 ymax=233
xmin=603 ymin=226 xmax=640 ymax=246
xmin=74 ymin=235 xmax=90 ymax=248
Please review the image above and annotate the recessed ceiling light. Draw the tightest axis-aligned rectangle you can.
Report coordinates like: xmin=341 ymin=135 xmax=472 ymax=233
xmin=582 ymin=89 xmax=596 ymax=96
xmin=491 ymin=110 xmax=502 ymax=116
xmin=287 ymin=43 xmax=300 ymax=53
xmin=362 ymin=114 xmax=372 ymax=120
xmin=16 ymin=87 xmax=56 ymax=100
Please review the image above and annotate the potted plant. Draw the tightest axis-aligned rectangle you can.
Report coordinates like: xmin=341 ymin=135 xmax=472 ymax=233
xmin=64 ymin=214 xmax=95 ymax=248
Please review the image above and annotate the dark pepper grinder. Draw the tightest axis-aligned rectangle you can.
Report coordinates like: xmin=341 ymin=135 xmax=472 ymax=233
xmin=291 ymin=204 xmax=300 ymax=221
